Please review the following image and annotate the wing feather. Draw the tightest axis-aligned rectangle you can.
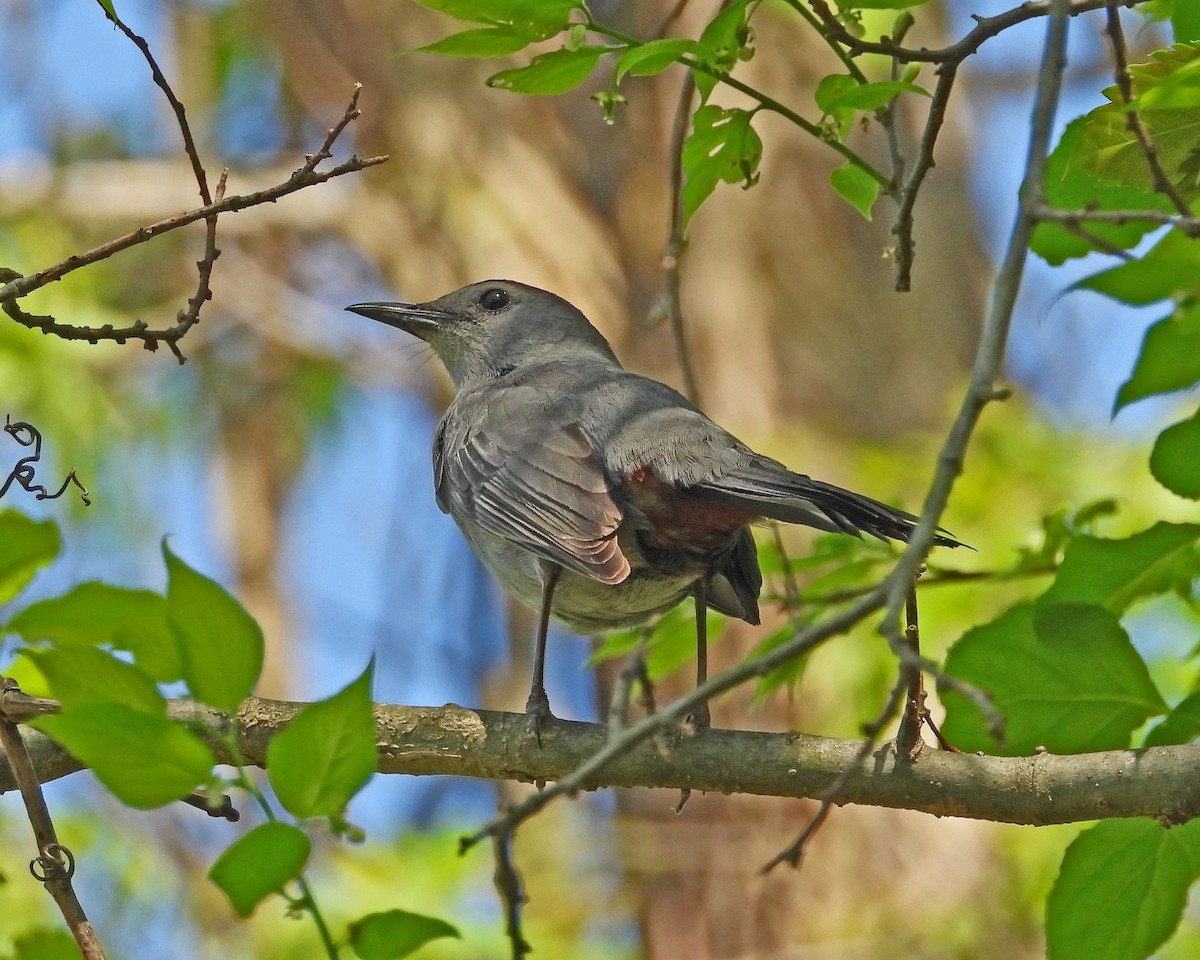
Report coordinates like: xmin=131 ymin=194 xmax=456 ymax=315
xmin=434 ymin=390 xmax=630 ymax=583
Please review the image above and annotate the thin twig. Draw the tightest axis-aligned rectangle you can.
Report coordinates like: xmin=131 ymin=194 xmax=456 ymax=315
xmin=1103 ymin=2 xmax=1193 ymax=219
xmin=892 ymin=64 xmax=958 ymax=291
xmin=1059 ymin=219 xmax=1138 ymax=259
xmin=489 ymin=824 xmax=531 ymax=960
xmin=1033 ymin=206 xmax=1200 ymax=230
xmin=808 ymin=0 xmax=1140 ymax=65
xmin=878 ymin=0 xmax=1073 ymax=710
xmin=0 ymin=153 xmax=385 ymax=359
xmin=607 ymin=631 xmax=653 ymax=735
xmin=0 ymin=680 xmax=105 ymax=959
xmin=762 ymin=666 xmax=910 ymax=873
xmin=664 ymin=67 xmax=701 ymax=403
xmin=894 ymin=573 xmax=926 ymax=760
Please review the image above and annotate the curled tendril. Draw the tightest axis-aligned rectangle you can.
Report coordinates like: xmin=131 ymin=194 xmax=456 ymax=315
xmin=1 ymin=415 xmax=91 ymax=506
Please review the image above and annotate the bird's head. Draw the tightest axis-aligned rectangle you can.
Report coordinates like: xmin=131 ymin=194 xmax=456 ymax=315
xmin=346 ymin=280 xmax=619 ymax=387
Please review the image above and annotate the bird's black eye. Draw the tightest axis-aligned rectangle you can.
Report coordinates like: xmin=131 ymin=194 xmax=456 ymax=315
xmin=479 ymin=288 xmax=510 ymax=311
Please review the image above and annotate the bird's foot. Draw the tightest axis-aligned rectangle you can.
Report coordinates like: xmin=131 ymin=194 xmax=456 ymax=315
xmin=525 ymin=689 xmax=556 ymax=746
xmin=682 ymin=702 xmax=711 ymax=736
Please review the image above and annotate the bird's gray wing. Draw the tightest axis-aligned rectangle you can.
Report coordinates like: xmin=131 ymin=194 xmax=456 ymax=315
xmin=620 ymin=406 xmax=962 ymax=547
xmin=434 ymin=387 xmax=631 ymax=584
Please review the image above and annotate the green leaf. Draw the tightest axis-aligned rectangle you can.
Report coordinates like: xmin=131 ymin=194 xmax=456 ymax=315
xmin=348 ymin=909 xmax=461 ymax=959
xmin=1075 ymin=228 xmax=1200 ymax=305
xmin=164 ymin=542 xmax=263 ymax=713
xmin=1032 ymin=118 xmax=1168 ymax=265
xmin=33 ymin=703 xmax=213 ymax=808
xmin=1177 ymin=3 xmax=1200 ymax=43
xmin=840 ymin=0 xmax=930 ymax=8
xmin=9 ymin=929 xmax=81 ymax=960
xmin=486 ymin=46 xmax=607 ymax=95
xmin=208 ymin=823 xmax=311 ymax=919
xmin=692 ymin=0 xmax=751 ymax=102
xmin=1151 ymin=408 xmax=1200 ymax=499
xmin=815 ymin=73 xmax=858 ymax=140
xmin=1145 ymin=689 xmax=1200 ymax=746
xmin=940 ymin=603 xmax=1166 ymax=754
xmin=23 ymin=647 xmax=164 ymax=715
xmin=1135 ymin=57 xmax=1200 ymax=109
xmin=616 ymin=39 xmax=701 ymax=82
xmin=414 ymin=26 xmax=533 ymax=57
xmin=267 ymin=662 xmax=377 ymax=819
xmin=95 ymin=0 xmax=118 ymax=21
xmin=1068 ymin=44 xmax=1200 ymax=196
xmin=681 ymin=105 xmax=762 ymax=227
xmin=410 ymin=0 xmax=579 ymax=39
xmin=1046 ymin=818 xmax=1200 ymax=960
xmin=820 ymin=80 xmax=930 ymax=113
xmin=1114 ymin=305 xmax=1200 ymax=412
xmin=0 ymin=512 xmax=60 ymax=606
xmin=7 ymin=582 xmax=180 ymax=682
xmin=830 ymin=163 xmax=880 ymax=219
xmin=1039 ymin=522 xmax=1200 ymax=614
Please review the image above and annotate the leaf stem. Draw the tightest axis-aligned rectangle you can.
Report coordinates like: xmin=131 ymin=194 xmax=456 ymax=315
xmin=585 ymin=20 xmax=890 ymax=187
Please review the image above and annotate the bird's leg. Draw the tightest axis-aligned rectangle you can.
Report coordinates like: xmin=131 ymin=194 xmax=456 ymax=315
xmin=526 ymin=562 xmax=562 ymax=744
xmin=687 ymin=579 xmax=711 ymax=731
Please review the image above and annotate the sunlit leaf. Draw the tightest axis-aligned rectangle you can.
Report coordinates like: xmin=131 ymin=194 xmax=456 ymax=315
xmin=830 ymin=162 xmax=880 ymax=219
xmin=820 ymin=80 xmax=929 ymax=112
xmin=1040 ymin=522 xmax=1200 ymax=613
xmin=0 ymin=512 xmax=60 ymax=606
xmin=1150 ymin=408 xmax=1200 ymax=498
xmin=941 ymin=603 xmax=1165 ymax=754
xmin=486 ymin=46 xmax=607 ymax=95
xmin=682 ymin=105 xmax=762 ymax=226
xmin=692 ymin=0 xmax=751 ymax=102
xmin=1046 ymin=818 xmax=1200 ymax=960
xmin=839 ymin=0 xmax=930 ymax=7
xmin=164 ymin=541 xmax=264 ymax=713
xmin=267 ymin=662 xmax=377 ymax=819
xmin=23 ymin=646 xmax=165 ymax=715
xmin=410 ymin=0 xmax=579 ymax=40
xmin=1033 ymin=120 xmax=1169 ymax=265
xmin=616 ymin=39 xmax=701 ymax=82
xmin=1067 ymin=44 xmax=1200 ymax=196
xmin=209 ymin=823 xmax=311 ymax=919
xmin=349 ymin=909 xmax=461 ymax=959
xmin=414 ymin=26 xmax=533 ymax=57
xmin=7 ymin=582 xmax=180 ymax=682
xmin=33 ymin=703 xmax=213 ymax=808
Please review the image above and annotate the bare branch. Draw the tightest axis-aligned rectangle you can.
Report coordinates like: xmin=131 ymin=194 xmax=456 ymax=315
xmin=6 ymin=697 xmax=1198 ymax=827
xmin=808 ymin=0 xmax=1145 ymax=65
xmin=878 ymin=1 xmax=1073 ymax=684
xmin=0 ymin=150 xmax=385 ymax=359
xmin=892 ymin=65 xmax=958 ymax=291
xmin=0 ymin=680 xmax=106 ymax=959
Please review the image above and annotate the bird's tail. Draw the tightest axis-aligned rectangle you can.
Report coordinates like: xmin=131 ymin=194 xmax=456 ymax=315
xmin=692 ymin=460 xmax=965 ymax=548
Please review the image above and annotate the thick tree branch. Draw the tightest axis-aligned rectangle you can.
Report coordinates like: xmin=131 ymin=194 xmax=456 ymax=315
xmin=2 ymin=698 xmax=1198 ymax=827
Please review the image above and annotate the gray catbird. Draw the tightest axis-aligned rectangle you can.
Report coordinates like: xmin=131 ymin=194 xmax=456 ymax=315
xmin=346 ymin=280 xmax=960 ymax=732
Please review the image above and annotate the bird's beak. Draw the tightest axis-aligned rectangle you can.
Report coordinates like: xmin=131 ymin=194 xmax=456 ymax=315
xmin=344 ymin=301 xmax=452 ymax=339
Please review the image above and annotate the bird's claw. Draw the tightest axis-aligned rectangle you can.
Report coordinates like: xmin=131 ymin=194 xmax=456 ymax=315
xmin=525 ymin=690 xmax=555 ymax=747
xmin=682 ymin=703 xmax=711 ymax=736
